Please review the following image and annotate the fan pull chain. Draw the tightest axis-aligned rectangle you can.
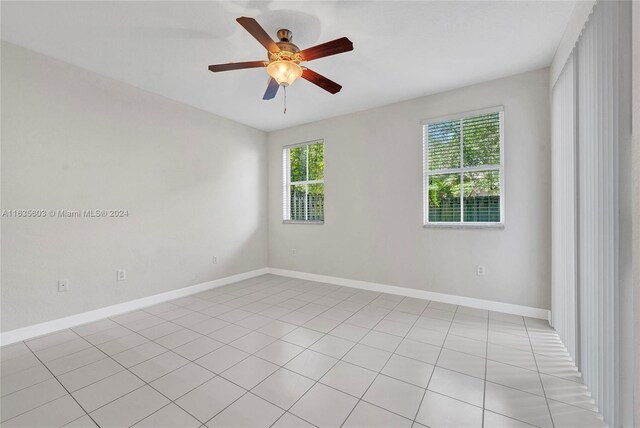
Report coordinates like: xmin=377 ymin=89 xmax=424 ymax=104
xmin=283 ymin=86 xmax=287 ymax=115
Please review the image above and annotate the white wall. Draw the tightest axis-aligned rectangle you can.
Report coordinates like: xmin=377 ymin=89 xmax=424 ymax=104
xmin=1 ymin=42 xmax=268 ymax=332
xmin=267 ymin=69 xmax=551 ymax=310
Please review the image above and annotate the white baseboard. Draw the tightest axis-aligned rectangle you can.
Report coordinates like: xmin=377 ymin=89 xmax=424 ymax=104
xmin=268 ymin=268 xmax=551 ymax=321
xmin=0 ymin=268 xmax=269 ymax=346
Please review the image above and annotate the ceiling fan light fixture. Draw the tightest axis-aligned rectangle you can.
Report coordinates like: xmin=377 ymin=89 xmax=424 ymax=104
xmin=267 ymin=60 xmax=303 ymax=87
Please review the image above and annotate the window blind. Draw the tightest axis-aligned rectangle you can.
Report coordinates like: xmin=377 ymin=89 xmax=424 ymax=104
xmin=423 ymin=109 xmax=503 ymax=225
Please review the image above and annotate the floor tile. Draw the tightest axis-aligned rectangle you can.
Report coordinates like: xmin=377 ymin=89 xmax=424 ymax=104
xmin=0 ymin=378 xmax=67 ymax=422
xmin=320 ymin=361 xmax=377 ymax=398
xmin=415 ymin=390 xmax=483 ymax=428
xmin=154 ymin=328 xmax=201 ymax=349
xmin=381 ymin=354 xmax=434 ymax=388
xmin=406 ymin=326 xmax=447 ymax=347
xmin=486 ymin=360 xmax=544 ymax=396
xmin=0 ymin=276 xmax=604 ymax=428
xmin=414 ymin=316 xmax=451 ymax=332
xmin=73 ymin=319 xmax=120 ymax=337
xmin=285 ymin=349 xmax=338 ymax=380
xmin=84 ymin=325 xmax=132 ymax=346
xmin=343 ymin=400 xmax=413 ymax=428
xmin=257 ymin=320 xmax=298 ymax=338
xmin=309 ymin=334 xmax=355 ymax=358
xmin=395 ymin=339 xmax=440 ymax=365
xmin=487 ymin=342 xmax=537 ymax=371
xmin=428 ymin=367 xmax=485 ymax=407
xmin=189 ymin=317 xmax=230 ymax=335
xmin=271 ymin=412 xmax=315 ymax=428
xmin=217 ymin=308 xmax=253 ymax=323
xmin=1 ymin=352 xmax=42 ymax=376
xmin=97 ymin=333 xmax=148 ymax=356
xmin=34 ymin=336 xmax=91 ymax=364
xmin=254 ymin=340 xmax=305 ymax=366
xmin=138 ymin=322 xmax=183 ymax=340
xmin=253 ymin=368 xmax=315 ymax=409
xmin=1 ymin=364 xmax=53 ymax=397
xmin=436 ymin=348 xmax=486 ymax=379
xmin=484 ymin=382 xmax=553 ymax=428
xmin=303 ymin=316 xmax=341 ymax=333
xmin=130 ymin=351 xmax=189 ymax=383
xmin=290 ymin=383 xmax=358 ymax=428
xmin=483 ymin=410 xmax=537 ymax=427
xmin=58 ymin=357 xmax=124 ymax=391
xmin=236 ymin=313 xmax=273 ymax=330
xmin=363 ymin=374 xmax=425 ymax=419
xmin=230 ymin=331 xmax=276 ymax=353
xmin=443 ymin=333 xmax=487 ymax=358
xmin=281 ymin=327 xmax=324 ymax=347
xmin=175 ymin=376 xmax=245 ymax=423
xmin=173 ymin=336 xmax=223 ymax=360
xmin=195 ymin=345 xmax=249 ymax=374
xmin=133 ymin=403 xmax=201 ymax=427
xmin=207 ymin=324 xmax=252 ymax=343
xmin=1 ymin=394 xmax=85 ymax=428
xmin=72 ymin=370 xmax=144 ymax=412
xmin=329 ymin=323 xmax=369 ymax=342
xmin=90 ymin=385 xmax=169 ymax=427
xmin=540 ymin=374 xmax=597 ymax=410
xmin=112 ymin=341 xmax=167 ymax=368
xmin=547 ymin=399 xmax=606 ymax=428
xmin=27 ymin=330 xmax=78 ymax=352
xmin=150 ymin=362 xmax=215 ymax=400
xmin=172 ymin=312 xmax=211 ymax=328
xmin=222 ymin=355 xmax=278 ymax=389
xmin=63 ymin=415 xmax=99 ymax=427
xmin=360 ymin=330 xmax=402 ymax=352
xmin=207 ymin=392 xmax=284 ymax=428
xmin=373 ymin=319 xmax=411 ymax=337
xmin=44 ymin=347 xmax=106 ymax=376
xmin=343 ymin=343 xmax=391 ymax=372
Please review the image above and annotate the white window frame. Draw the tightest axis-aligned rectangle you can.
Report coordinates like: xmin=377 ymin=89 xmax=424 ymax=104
xmin=283 ymin=139 xmax=324 ymax=224
xmin=422 ymin=106 xmax=505 ymax=228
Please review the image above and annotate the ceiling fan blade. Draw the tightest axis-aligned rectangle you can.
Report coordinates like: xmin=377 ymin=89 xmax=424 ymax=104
xmin=236 ymin=17 xmax=280 ymax=53
xmin=263 ymin=78 xmax=280 ymax=100
xmin=299 ymin=37 xmax=353 ymax=61
xmin=302 ymin=68 xmax=342 ymax=94
xmin=208 ymin=61 xmax=266 ymax=72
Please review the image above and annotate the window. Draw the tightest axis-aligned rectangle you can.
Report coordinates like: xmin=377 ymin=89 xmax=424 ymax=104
xmin=283 ymin=140 xmax=324 ymax=223
xmin=423 ymin=107 xmax=504 ymax=226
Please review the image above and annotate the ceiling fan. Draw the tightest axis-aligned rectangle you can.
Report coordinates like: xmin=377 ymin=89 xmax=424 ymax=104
xmin=208 ymin=17 xmax=353 ymax=100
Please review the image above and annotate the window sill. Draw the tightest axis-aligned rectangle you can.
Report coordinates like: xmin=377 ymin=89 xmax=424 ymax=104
xmin=423 ymin=222 xmax=504 ymax=230
xmin=283 ymin=220 xmax=324 ymax=225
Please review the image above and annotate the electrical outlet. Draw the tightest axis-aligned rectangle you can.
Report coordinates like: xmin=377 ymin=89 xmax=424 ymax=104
xmin=292 ymin=248 xmax=297 ymax=256
xmin=58 ymin=279 xmax=69 ymax=292
xmin=117 ymin=269 xmax=126 ymax=281
xmin=212 ymin=256 xmax=218 ymax=264
xmin=476 ymin=265 xmax=486 ymax=276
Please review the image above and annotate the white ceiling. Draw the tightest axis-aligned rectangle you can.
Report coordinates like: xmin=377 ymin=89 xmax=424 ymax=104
xmin=1 ymin=1 xmax=575 ymax=132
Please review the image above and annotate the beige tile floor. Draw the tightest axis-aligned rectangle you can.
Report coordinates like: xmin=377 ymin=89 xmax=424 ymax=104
xmin=0 ymin=274 xmax=606 ymax=427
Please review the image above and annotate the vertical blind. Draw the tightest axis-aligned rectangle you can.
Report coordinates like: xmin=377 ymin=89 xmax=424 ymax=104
xmin=551 ymin=54 xmax=577 ymax=361
xmin=550 ymin=1 xmax=632 ymax=426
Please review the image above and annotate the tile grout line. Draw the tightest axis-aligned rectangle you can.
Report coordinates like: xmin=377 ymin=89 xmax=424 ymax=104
xmin=15 ymin=339 xmax=102 ymax=427
xmin=410 ymin=304 xmax=460 ymax=426
xmin=523 ymin=318 xmax=557 ymax=428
